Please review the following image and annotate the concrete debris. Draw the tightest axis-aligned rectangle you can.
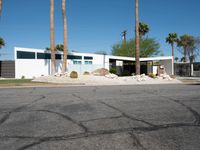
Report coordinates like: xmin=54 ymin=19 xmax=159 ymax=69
xmin=133 ymin=74 xmax=148 ymax=82
xmin=159 ymin=74 xmax=172 ymax=81
xmin=92 ymin=68 xmax=109 ymax=76
xmin=105 ymin=73 xmax=118 ymax=79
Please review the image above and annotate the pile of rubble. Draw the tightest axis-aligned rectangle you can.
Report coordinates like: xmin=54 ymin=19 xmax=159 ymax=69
xmin=105 ymin=73 xmax=118 ymax=79
xmin=92 ymin=68 xmax=109 ymax=76
xmin=53 ymin=72 xmax=68 ymax=77
xmin=157 ymin=73 xmax=172 ymax=81
xmin=131 ymin=73 xmax=173 ymax=82
xmin=132 ymin=74 xmax=148 ymax=82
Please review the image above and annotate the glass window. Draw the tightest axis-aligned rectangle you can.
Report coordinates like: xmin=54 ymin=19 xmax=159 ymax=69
xmin=84 ymin=56 xmax=93 ymax=60
xmin=56 ymin=54 xmax=61 ymax=60
xmin=37 ymin=53 xmax=61 ymax=60
xmin=73 ymin=60 xmax=82 ymax=65
xmin=68 ymin=55 xmax=82 ymax=60
xmin=84 ymin=61 xmax=92 ymax=65
xmin=37 ymin=53 xmax=51 ymax=59
xmin=17 ymin=51 xmax=35 ymax=59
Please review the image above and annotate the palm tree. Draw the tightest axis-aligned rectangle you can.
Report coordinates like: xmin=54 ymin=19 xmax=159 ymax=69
xmin=139 ymin=22 xmax=149 ymax=38
xmin=175 ymin=57 xmax=179 ymax=62
xmin=0 ymin=37 xmax=5 ymax=48
xmin=177 ymin=34 xmax=193 ymax=62
xmin=62 ymin=0 xmax=68 ymax=74
xmin=50 ymin=0 xmax=56 ymax=75
xmin=135 ymin=0 xmax=140 ymax=75
xmin=0 ymin=0 xmax=2 ymax=17
xmin=56 ymin=44 xmax=64 ymax=51
xmin=166 ymin=33 xmax=178 ymax=61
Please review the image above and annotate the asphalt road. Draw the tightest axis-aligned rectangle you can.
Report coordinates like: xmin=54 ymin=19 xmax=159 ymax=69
xmin=0 ymin=84 xmax=200 ymax=150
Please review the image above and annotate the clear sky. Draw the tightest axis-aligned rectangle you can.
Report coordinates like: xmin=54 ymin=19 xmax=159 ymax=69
xmin=0 ymin=0 xmax=200 ymax=60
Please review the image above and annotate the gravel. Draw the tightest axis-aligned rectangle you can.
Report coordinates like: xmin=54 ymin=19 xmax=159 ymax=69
xmin=32 ymin=74 xmax=181 ymax=85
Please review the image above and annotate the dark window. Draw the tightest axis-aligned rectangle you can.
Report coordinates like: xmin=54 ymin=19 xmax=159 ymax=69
xmin=37 ymin=53 xmax=51 ymax=59
xmin=56 ymin=54 xmax=61 ymax=60
xmin=67 ymin=55 xmax=82 ymax=59
xmin=84 ymin=56 xmax=93 ymax=60
xmin=17 ymin=51 xmax=35 ymax=59
xmin=37 ymin=53 xmax=62 ymax=60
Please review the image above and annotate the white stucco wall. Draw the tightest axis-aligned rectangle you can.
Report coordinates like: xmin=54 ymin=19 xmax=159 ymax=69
xmin=160 ymin=59 xmax=173 ymax=75
xmin=14 ymin=47 xmax=106 ymax=78
xmin=15 ymin=59 xmax=63 ymax=79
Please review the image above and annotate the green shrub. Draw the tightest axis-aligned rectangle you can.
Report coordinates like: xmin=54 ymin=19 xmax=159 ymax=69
xmin=70 ymin=71 xmax=78 ymax=78
xmin=21 ymin=75 xmax=25 ymax=79
xmin=148 ymin=73 xmax=156 ymax=79
xmin=122 ymin=70 xmax=130 ymax=76
xmin=109 ymin=68 xmax=117 ymax=74
xmin=83 ymin=71 xmax=90 ymax=75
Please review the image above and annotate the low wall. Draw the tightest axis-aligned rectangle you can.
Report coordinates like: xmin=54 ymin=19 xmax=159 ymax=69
xmin=0 ymin=61 xmax=15 ymax=78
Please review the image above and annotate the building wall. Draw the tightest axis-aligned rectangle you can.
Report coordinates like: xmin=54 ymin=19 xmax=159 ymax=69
xmin=15 ymin=59 xmax=63 ymax=78
xmin=160 ymin=59 xmax=173 ymax=75
xmin=14 ymin=47 xmax=106 ymax=78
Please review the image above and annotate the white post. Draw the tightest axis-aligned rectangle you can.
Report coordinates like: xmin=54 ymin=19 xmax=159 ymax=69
xmin=191 ymin=63 xmax=194 ymax=76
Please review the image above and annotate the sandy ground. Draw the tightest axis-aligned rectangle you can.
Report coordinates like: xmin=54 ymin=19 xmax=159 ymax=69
xmin=33 ymin=75 xmax=182 ymax=85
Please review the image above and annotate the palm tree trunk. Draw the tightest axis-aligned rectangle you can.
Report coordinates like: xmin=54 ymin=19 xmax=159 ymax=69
xmin=62 ymin=0 xmax=68 ymax=74
xmin=0 ymin=0 xmax=2 ymax=17
xmin=171 ymin=43 xmax=174 ymax=60
xmin=50 ymin=0 xmax=56 ymax=75
xmin=184 ymin=47 xmax=187 ymax=62
xmin=135 ymin=0 xmax=140 ymax=75
xmin=171 ymin=43 xmax=174 ymax=75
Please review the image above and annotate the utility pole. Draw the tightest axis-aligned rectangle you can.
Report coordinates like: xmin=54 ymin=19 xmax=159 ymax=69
xmin=122 ymin=30 xmax=129 ymax=56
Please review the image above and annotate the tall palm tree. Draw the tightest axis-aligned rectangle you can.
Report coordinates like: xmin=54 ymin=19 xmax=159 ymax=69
xmin=177 ymin=34 xmax=193 ymax=62
xmin=62 ymin=0 xmax=68 ymax=74
xmin=0 ymin=37 xmax=5 ymax=48
xmin=50 ymin=0 xmax=56 ymax=75
xmin=166 ymin=33 xmax=178 ymax=61
xmin=139 ymin=22 xmax=149 ymax=38
xmin=135 ymin=0 xmax=140 ymax=75
xmin=0 ymin=0 xmax=2 ymax=17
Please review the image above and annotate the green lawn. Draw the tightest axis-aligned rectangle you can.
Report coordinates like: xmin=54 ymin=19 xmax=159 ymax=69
xmin=0 ymin=79 xmax=42 ymax=86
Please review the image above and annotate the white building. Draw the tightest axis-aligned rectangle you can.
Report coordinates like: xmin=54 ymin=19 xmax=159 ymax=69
xmin=14 ymin=47 xmax=173 ymax=78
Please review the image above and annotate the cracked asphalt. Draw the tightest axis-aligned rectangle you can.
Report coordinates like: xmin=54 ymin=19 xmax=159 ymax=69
xmin=0 ymin=84 xmax=200 ymax=150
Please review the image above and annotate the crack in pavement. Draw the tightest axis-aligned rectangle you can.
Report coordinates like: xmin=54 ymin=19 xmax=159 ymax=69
xmin=1 ymin=123 xmax=199 ymax=150
xmin=34 ymin=110 xmax=88 ymax=132
xmin=1 ymin=87 xmax=200 ymax=149
xmin=130 ymin=132 xmax=148 ymax=150
xmin=29 ymin=87 xmax=36 ymax=95
xmin=99 ymin=101 xmax=155 ymax=127
xmin=161 ymin=96 xmax=200 ymax=126
xmin=80 ymin=115 xmax=123 ymax=123
xmin=0 ymin=95 xmax=46 ymax=126
xmin=143 ymin=89 xmax=200 ymax=126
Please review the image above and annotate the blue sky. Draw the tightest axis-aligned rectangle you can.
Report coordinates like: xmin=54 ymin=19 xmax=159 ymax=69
xmin=0 ymin=0 xmax=200 ymax=60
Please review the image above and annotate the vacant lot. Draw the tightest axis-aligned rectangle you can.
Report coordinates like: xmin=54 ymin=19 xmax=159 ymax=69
xmin=0 ymin=84 xmax=200 ymax=150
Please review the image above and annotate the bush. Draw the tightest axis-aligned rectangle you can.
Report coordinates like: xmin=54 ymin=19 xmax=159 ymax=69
xmin=83 ymin=71 xmax=90 ymax=75
xmin=148 ymin=73 xmax=156 ymax=79
xmin=109 ymin=68 xmax=117 ymax=74
xmin=21 ymin=75 xmax=25 ymax=79
xmin=122 ymin=70 xmax=130 ymax=76
xmin=70 ymin=71 xmax=78 ymax=78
